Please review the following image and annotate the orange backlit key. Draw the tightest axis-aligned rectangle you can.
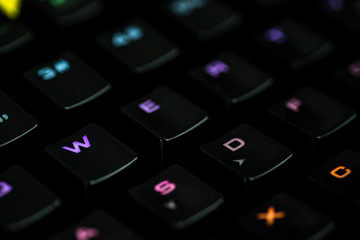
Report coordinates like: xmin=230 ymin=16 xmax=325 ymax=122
xmin=238 ymin=193 xmax=335 ymax=239
xmin=308 ymin=149 xmax=360 ymax=205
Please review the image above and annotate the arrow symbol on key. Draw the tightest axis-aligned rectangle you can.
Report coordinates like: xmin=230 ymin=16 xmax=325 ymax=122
xmin=164 ymin=200 xmax=177 ymax=210
xmin=233 ymin=159 xmax=245 ymax=166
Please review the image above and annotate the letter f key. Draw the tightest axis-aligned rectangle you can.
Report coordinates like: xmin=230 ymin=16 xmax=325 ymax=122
xmin=62 ymin=135 xmax=91 ymax=153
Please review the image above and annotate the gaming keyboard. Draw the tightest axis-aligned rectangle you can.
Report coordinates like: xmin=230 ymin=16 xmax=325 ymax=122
xmin=1 ymin=0 xmax=360 ymax=239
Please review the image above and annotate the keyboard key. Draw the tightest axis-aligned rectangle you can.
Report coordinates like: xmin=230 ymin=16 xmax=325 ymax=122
xmin=268 ymin=86 xmax=357 ymax=139
xmin=238 ymin=193 xmax=335 ymax=239
xmin=0 ymin=15 xmax=33 ymax=55
xmin=50 ymin=209 xmax=144 ymax=240
xmin=190 ymin=51 xmax=273 ymax=105
xmin=96 ymin=18 xmax=180 ymax=73
xmin=319 ymin=0 xmax=360 ymax=33
xmin=121 ymin=85 xmax=208 ymax=141
xmin=162 ymin=0 xmax=242 ymax=41
xmin=244 ymin=193 xmax=334 ymax=237
xmin=24 ymin=52 xmax=111 ymax=110
xmin=32 ymin=0 xmax=103 ymax=27
xmin=334 ymin=59 xmax=360 ymax=91
xmin=45 ymin=123 xmax=137 ymax=187
xmin=201 ymin=124 xmax=292 ymax=185
xmin=129 ymin=164 xmax=224 ymax=230
xmin=0 ymin=90 xmax=37 ymax=148
xmin=255 ymin=19 xmax=334 ymax=69
xmin=308 ymin=149 xmax=360 ymax=205
xmin=121 ymin=86 xmax=208 ymax=162
xmin=0 ymin=165 xmax=61 ymax=232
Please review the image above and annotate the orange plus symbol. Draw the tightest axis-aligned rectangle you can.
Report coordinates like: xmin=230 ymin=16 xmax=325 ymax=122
xmin=256 ymin=206 xmax=286 ymax=226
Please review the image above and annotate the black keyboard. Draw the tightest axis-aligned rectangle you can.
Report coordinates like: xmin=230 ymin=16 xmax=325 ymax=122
xmin=1 ymin=0 xmax=360 ymax=239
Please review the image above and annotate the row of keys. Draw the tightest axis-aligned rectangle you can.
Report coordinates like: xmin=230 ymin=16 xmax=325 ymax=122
xmin=2 ymin=77 xmax=355 ymax=152
xmin=4 ymin=155 xmax=354 ymax=238
xmin=0 ymin=1 xmax=339 ymax=74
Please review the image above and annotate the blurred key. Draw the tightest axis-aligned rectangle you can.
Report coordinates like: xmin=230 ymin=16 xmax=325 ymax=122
xmin=238 ymin=193 xmax=335 ymax=240
xmin=190 ymin=51 xmax=273 ymax=106
xmin=268 ymin=86 xmax=357 ymax=139
xmin=255 ymin=19 xmax=334 ymax=69
xmin=0 ymin=90 xmax=37 ymax=148
xmin=162 ymin=0 xmax=242 ymax=41
xmin=97 ymin=18 xmax=180 ymax=73
xmin=334 ymin=59 xmax=360 ymax=91
xmin=24 ymin=52 xmax=111 ymax=110
xmin=0 ymin=14 xmax=33 ymax=54
xmin=0 ymin=165 xmax=61 ymax=232
xmin=31 ymin=0 xmax=103 ymax=27
xmin=129 ymin=164 xmax=224 ymax=230
xmin=319 ymin=0 xmax=360 ymax=33
xmin=50 ymin=210 xmax=144 ymax=240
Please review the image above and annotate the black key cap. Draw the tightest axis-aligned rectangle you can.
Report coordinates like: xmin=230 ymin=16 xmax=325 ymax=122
xmin=190 ymin=51 xmax=273 ymax=105
xmin=319 ymin=0 xmax=360 ymax=33
xmin=24 ymin=52 xmax=111 ymax=110
xmin=0 ymin=165 xmax=61 ymax=232
xmin=255 ymin=19 xmax=334 ymax=69
xmin=334 ymin=59 xmax=360 ymax=91
xmin=50 ymin=210 xmax=144 ymax=240
xmin=238 ymin=193 xmax=335 ymax=240
xmin=121 ymin=86 xmax=208 ymax=162
xmin=162 ymin=0 xmax=242 ymax=41
xmin=268 ymin=86 xmax=357 ymax=139
xmin=45 ymin=123 xmax=137 ymax=187
xmin=129 ymin=164 xmax=224 ymax=230
xmin=32 ymin=0 xmax=103 ymax=27
xmin=308 ymin=149 xmax=360 ymax=206
xmin=0 ymin=15 xmax=33 ymax=55
xmin=201 ymin=124 xmax=292 ymax=185
xmin=121 ymin=86 xmax=208 ymax=141
xmin=96 ymin=18 xmax=180 ymax=73
xmin=0 ymin=90 xmax=37 ymax=148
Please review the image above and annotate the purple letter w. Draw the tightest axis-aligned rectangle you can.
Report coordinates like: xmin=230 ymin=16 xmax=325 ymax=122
xmin=62 ymin=135 xmax=91 ymax=153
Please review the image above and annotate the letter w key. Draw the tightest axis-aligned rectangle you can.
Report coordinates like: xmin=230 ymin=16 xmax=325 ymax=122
xmin=62 ymin=135 xmax=91 ymax=153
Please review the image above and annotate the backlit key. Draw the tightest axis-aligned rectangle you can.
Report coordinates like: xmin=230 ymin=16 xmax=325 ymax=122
xmin=308 ymin=149 xmax=360 ymax=206
xmin=121 ymin=86 xmax=208 ymax=162
xmin=268 ymin=86 xmax=357 ymax=139
xmin=238 ymin=193 xmax=335 ymax=239
xmin=121 ymin=86 xmax=208 ymax=141
xmin=255 ymin=19 xmax=334 ymax=69
xmin=129 ymin=164 xmax=224 ymax=230
xmin=45 ymin=124 xmax=137 ymax=187
xmin=320 ymin=0 xmax=360 ymax=33
xmin=24 ymin=52 xmax=111 ymax=110
xmin=201 ymin=124 xmax=292 ymax=185
xmin=0 ymin=165 xmax=61 ymax=232
xmin=162 ymin=0 xmax=242 ymax=40
xmin=97 ymin=18 xmax=180 ymax=73
xmin=190 ymin=51 xmax=273 ymax=105
xmin=50 ymin=210 xmax=144 ymax=240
